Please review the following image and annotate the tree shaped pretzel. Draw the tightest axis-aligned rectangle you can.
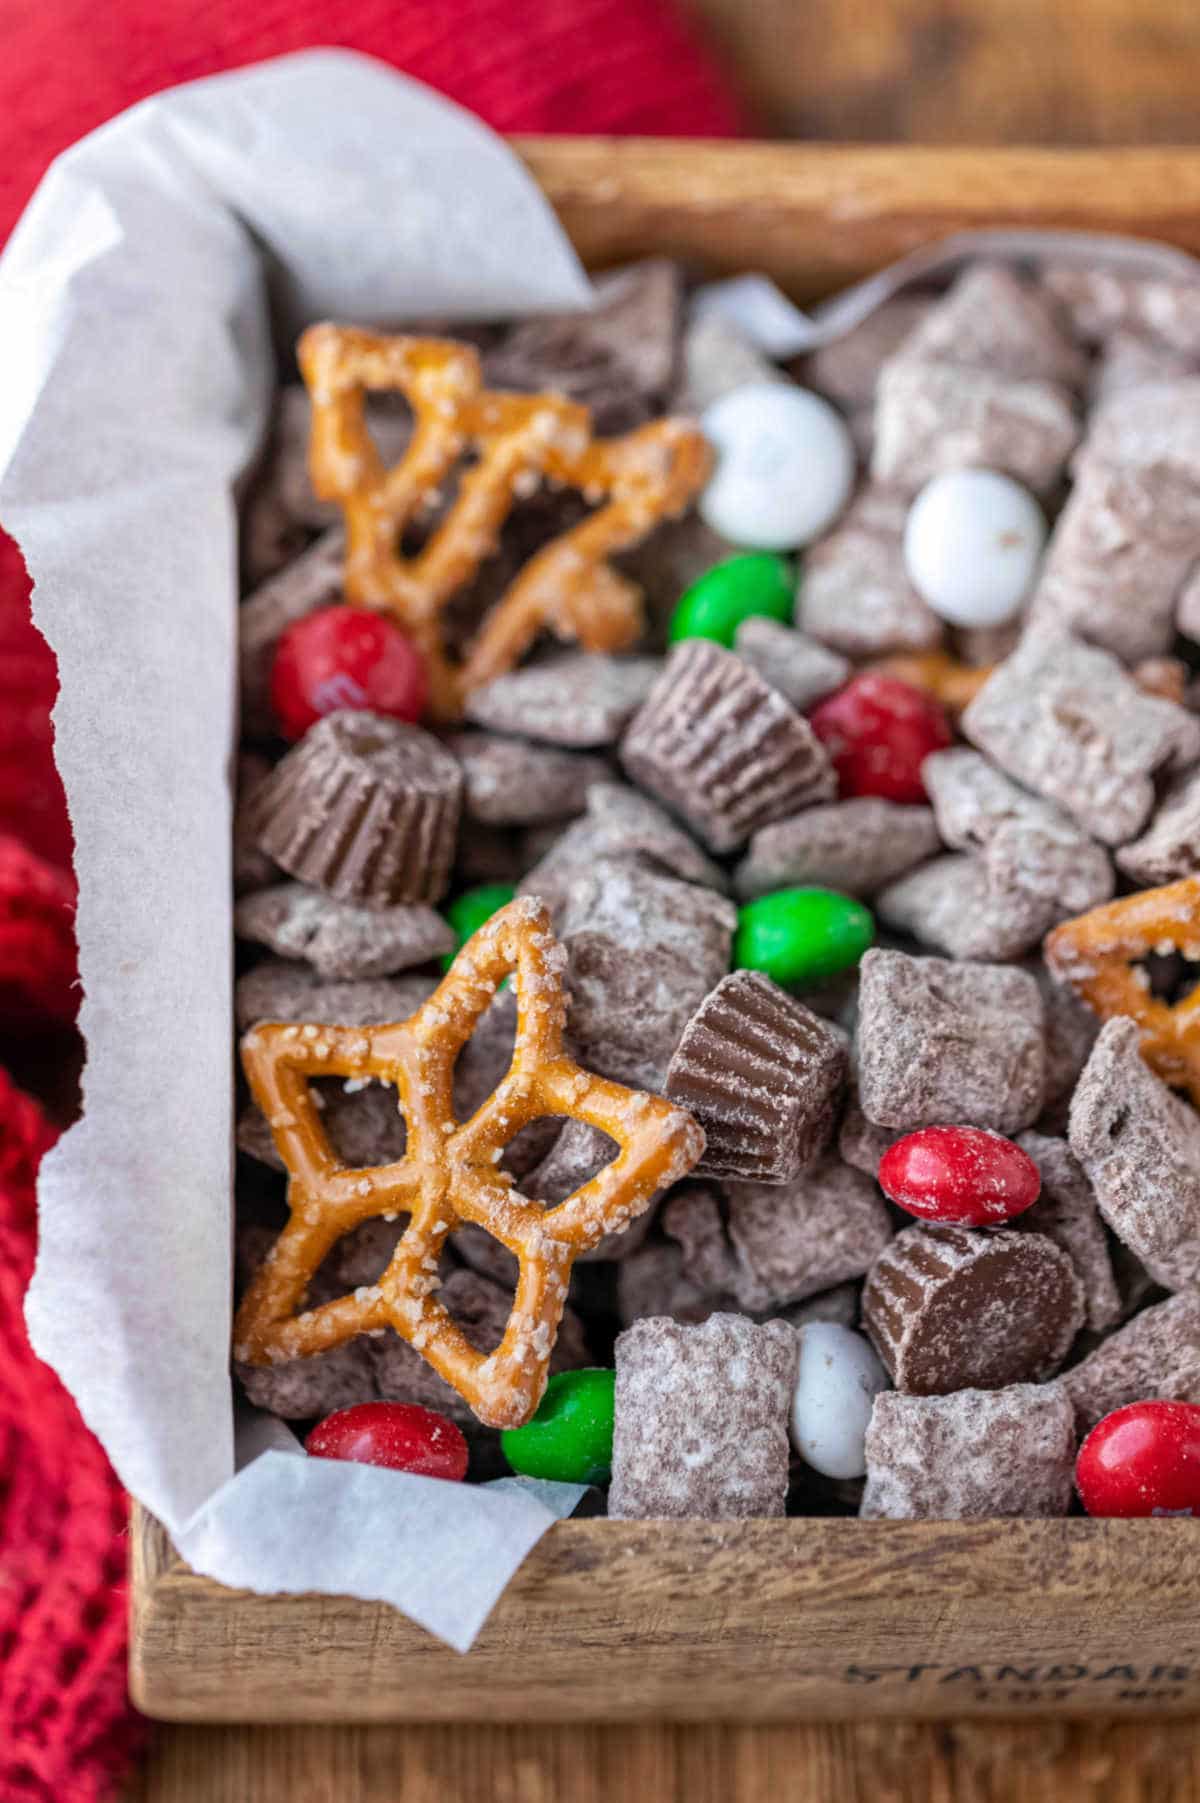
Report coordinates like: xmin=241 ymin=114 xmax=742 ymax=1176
xmin=1045 ymin=874 xmax=1200 ymax=1104
xmin=298 ymin=324 xmax=712 ymax=721
xmin=234 ymin=897 xmax=705 ymax=1429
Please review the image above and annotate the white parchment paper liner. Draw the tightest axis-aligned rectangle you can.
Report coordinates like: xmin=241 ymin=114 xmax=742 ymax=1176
xmin=6 ymin=51 xmax=1200 ymax=1652
xmin=0 ymin=49 xmax=592 ymax=1654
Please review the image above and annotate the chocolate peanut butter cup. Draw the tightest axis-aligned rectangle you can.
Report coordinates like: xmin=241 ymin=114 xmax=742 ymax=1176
xmin=250 ymin=710 xmax=462 ymax=907
xmin=619 ymin=640 xmax=836 ymax=854
xmin=664 ymin=970 xmax=848 ymax=1183
xmin=862 ymin=1223 xmax=1084 ymax=1395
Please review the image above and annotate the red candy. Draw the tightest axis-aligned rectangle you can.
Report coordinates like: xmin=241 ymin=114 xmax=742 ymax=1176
xmin=305 ymin=1402 xmax=468 ymax=1480
xmin=270 ymin=605 xmax=427 ymax=740
xmin=878 ymin=1125 xmax=1041 ymax=1226
xmin=1076 ymin=1401 xmax=1200 ymax=1518
xmin=808 ymin=673 xmax=952 ymax=804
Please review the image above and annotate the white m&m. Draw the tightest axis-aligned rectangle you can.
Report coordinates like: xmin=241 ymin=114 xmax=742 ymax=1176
xmin=902 ymin=467 xmax=1047 ymax=628
xmin=789 ymin=1322 xmax=889 ymax=1480
xmin=699 ymin=382 xmax=855 ymax=551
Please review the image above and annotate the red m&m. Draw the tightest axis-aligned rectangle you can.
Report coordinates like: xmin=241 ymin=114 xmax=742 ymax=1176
xmin=305 ymin=1401 xmax=468 ymax=1481
xmin=878 ymin=1126 xmax=1041 ymax=1226
xmin=808 ymin=672 xmax=952 ymax=804
xmin=270 ymin=605 xmax=428 ymax=740
xmin=1076 ymin=1401 xmax=1200 ymax=1518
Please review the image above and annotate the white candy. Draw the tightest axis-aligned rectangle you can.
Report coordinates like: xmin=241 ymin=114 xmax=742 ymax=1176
xmin=789 ymin=1322 xmax=888 ymax=1480
xmin=699 ymin=382 xmax=855 ymax=551
xmin=903 ymin=468 xmax=1046 ymax=628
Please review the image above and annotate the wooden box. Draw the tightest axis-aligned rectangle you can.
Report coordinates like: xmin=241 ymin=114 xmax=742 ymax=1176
xmin=130 ymin=141 xmax=1200 ymax=1725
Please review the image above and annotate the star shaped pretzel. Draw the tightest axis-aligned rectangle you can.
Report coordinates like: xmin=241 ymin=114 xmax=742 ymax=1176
xmin=234 ymin=897 xmax=705 ymax=1428
xmin=1044 ymin=874 xmax=1200 ymax=1104
xmin=297 ymin=324 xmax=712 ymax=722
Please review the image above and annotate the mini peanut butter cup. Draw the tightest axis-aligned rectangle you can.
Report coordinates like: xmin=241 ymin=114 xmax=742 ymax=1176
xmin=663 ymin=970 xmax=848 ymax=1183
xmin=862 ymin=1223 xmax=1085 ymax=1396
xmin=250 ymin=710 xmax=462 ymax=907
xmin=619 ymin=640 xmax=836 ymax=853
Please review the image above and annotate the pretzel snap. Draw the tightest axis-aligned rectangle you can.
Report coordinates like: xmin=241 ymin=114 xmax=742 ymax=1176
xmin=298 ymin=324 xmax=712 ymax=722
xmin=874 ymin=650 xmax=995 ymax=715
xmin=1044 ymin=875 xmax=1200 ymax=1104
xmin=234 ymin=896 xmax=705 ymax=1428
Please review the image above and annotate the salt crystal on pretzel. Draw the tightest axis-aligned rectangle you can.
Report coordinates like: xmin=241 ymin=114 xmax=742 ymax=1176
xmin=1044 ymin=875 xmax=1200 ymax=1106
xmin=298 ymin=324 xmax=711 ymax=722
xmin=233 ymin=896 xmax=705 ymax=1428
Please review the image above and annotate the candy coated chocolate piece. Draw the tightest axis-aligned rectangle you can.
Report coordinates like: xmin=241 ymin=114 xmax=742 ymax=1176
xmin=1015 ymin=1133 xmax=1121 ymax=1335
xmin=903 ymin=468 xmax=1046 ymax=628
xmin=855 ymin=949 xmax=1045 ymax=1135
xmin=809 ymin=674 xmax=952 ymax=806
xmin=442 ymin=884 xmax=515 ymax=969
xmin=608 ymin=1313 xmax=798 ymax=1520
xmin=669 ymin=552 xmax=794 ymax=647
xmin=1068 ymin=1018 xmax=1200 ymax=1293
xmin=306 ymin=1401 xmax=468 ymax=1481
xmin=798 ymin=486 xmax=943 ymax=659
xmin=735 ymin=798 xmax=939 ymax=902
xmin=234 ymin=883 xmax=454 ymax=980
xmin=962 ymin=626 xmax=1200 ymax=847
xmin=878 ymin=1127 xmax=1041 ymax=1227
xmin=620 ymin=640 xmax=836 ymax=854
xmin=664 ymin=971 xmax=848 ymax=1183
xmin=790 ymin=1322 xmax=889 ymax=1480
xmin=250 ymin=711 xmax=462 ymax=907
xmin=731 ymin=617 xmax=849 ymax=712
xmin=698 ymin=383 xmax=854 ymax=550
xmin=734 ymin=887 xmax=874 ymax=989
xmin=862 ymin=1224 xmax=1083 ymax=1394
xmin=445 ymin=732 xmax=609 ymax=828
xmin=501 ymin=1368 xmax=616 ymax=1484
xmin=239 ymin=526 xmax=346 ymax=735
xmin=860 ymin=1382 xmax=1076 ymax=1520
xmin=270 ymin=605 xmax=427 ymax=741
xmin=1076 ymin=1401 xmax=1200 ymax=1519
xmin=465 ymin=654 xmax=662 ymax=749
xmin=1061 ymin=1294 xmax=1200 ymax=1433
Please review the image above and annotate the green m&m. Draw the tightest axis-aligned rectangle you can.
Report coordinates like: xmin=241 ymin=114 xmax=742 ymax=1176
xmin=441 ymin=883 xmax=515 ymax=970
xmin=501 ymin=1368 xmax=616 ymax=1485
xmin=734 ymin=887 xmax=874 ymax=989
xmin=668 ymin=552 xmax=794 ymax=648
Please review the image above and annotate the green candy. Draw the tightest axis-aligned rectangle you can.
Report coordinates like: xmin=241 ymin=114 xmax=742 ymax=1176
xmin=442 ymin=883 xmax=515 ymax=970
xmin=734 ymin=887 xmax=874 ymax=989
xmin=668 ymin=552 xmax=794 ymax=648
xmin=501 ymin=1368 xmax=616 ymax=1485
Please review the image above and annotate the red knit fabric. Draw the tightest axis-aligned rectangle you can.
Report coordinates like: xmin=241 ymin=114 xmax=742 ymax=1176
xmin=0 ymin=6 xmax=744 ymax=1797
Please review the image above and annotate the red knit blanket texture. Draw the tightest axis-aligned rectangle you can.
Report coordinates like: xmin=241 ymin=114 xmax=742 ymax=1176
xmin=0 ymin=5 xmax=742 ymax=1796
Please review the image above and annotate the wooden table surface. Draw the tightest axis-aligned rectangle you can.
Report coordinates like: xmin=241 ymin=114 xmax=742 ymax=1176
xmin=132 ymin=2 xmax=1200 ymax=1796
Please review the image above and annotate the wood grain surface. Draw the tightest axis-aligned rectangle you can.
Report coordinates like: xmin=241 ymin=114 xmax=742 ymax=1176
xmin=688 ymin=0 xmax=1200 ymax=145
xmin=122 ymin=1716 xmax=1200 ymax=1803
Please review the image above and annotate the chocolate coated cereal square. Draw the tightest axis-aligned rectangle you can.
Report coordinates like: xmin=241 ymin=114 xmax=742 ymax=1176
xmin=856 ymin=948 xmax=1045 ymax=1133
xmin=609 ymin=1314 xmax=797 ymax=1519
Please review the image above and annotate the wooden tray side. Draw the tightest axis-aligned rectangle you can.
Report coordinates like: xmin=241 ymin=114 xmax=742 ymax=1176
xmin=516 ymin=139 xmax=1200 ymax=299
xmin=131 ymin=140 xmax=1200 ymax=1724
xmin=131 ymin=1507 xmax=1200 ymax=1722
